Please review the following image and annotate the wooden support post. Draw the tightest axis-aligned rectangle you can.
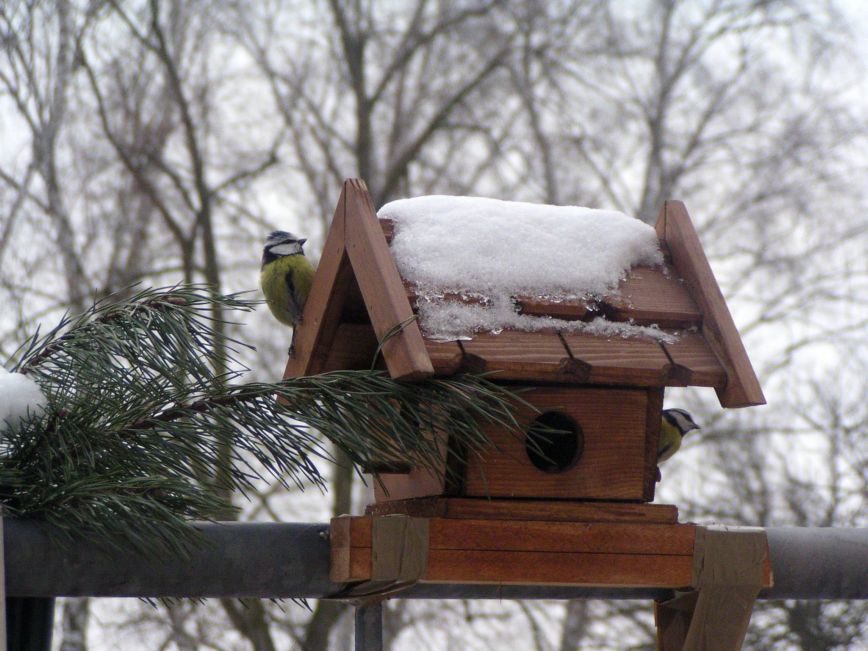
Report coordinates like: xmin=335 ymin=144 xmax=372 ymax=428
xmin=655 ymin=592 xmax=698 ymax=651
xmin=654 ymin=527 xmax=769 ymax=651
xmin=354 ymin=602 xmax=383 ymax=651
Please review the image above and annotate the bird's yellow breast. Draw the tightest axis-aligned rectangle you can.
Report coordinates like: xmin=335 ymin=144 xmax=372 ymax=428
xmin=657 ymin=419 xmax=683 ymax=463
xmin=260 ymin=254 xmax=315 ymax=326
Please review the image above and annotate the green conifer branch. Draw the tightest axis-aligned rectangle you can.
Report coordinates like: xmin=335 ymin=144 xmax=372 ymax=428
xmin=0 ymin=286 xmax=524 ymax=556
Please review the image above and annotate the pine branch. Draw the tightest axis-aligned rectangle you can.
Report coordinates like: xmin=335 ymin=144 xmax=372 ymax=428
xmin=1 ymin=285 xmax=524 ymax=556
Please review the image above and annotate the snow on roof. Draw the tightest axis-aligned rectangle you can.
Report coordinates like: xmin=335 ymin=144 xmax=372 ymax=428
xmin=379 ymin=195 xmax=667 ymax=341
xmin=0 ymin=367 xmax=48 ymax=438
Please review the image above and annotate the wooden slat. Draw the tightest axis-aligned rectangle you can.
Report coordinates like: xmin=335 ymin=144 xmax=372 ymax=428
xmin=374 ymin=465 xmax=447 ymax=501
xmin=337 ymin=544 xmax=770 ymax=588
xmin=458 ymin=331 xmax=577 ymax=381
xmin=424 ymin=548 xmax=694 ymax=586
xmin=425 ymin=331 xmax=704 ymax=388
xmin=516 ymin=266 xmax=701 ymax=328
xmin=426 ymin=330 xmax=723 ymax=389
xmin=379 ymin=217 xmax=395 ymax=243
xmin=448 ymin=500 xmax=678 ymax=523
xmin=329 ymin=516 xmax=353 ymax=583
xmin=341 ymin=547 xmax=693 ymax=587
xmin=560 ymin=332 xmax=672 ymax=387
xmin=660 ymin=331 xmax=728 ymax=388
xmin=283 ymin=183 xmax=353 ymax=379
xmin=367 ymin=498 xmax=680 ymax=523
xmin=516 ymin=297 xmax=596 ymax=321
xmin=656 ymin=202 xmax=765 ymax=407
xmin=643 ymin=388 xmax=665 ymax=499
xmin=344 ymin=179 xmax=434 ymax=381
xmin=464 ymin=387 xmax=649 ymax=500
xmin=344 ymin=517 xmax=696 ymax=555
xmin=602 ymin=265 xmax=702 ymax=328
xmin=459 ymin=330 xmax=570 ymax=365
xmin=424 ymin=340 xmax=464 ymax=375
xmin=333 ymin=545 xmax=367 ymax=582
xmin=406 ymin=288 xmax=490 ymax=312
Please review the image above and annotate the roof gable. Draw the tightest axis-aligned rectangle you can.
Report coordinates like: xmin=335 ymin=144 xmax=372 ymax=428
xmin=283 ymin=179 xmax=432 ymax=381
xmin=655 ymin=201 xmax=765 ymax=407
xmin=284 ymin=180 xmax=764 ymax=408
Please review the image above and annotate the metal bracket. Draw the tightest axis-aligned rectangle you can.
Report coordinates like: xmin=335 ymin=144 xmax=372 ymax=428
xmin=331 ymin=515 xmax=430 ymax=606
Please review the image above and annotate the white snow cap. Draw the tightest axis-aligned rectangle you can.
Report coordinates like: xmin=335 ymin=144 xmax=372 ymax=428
xmin=378 ymin=195 xmax=665 ymax=340
xmin=0 ymin=367 xmax=48 ymax=435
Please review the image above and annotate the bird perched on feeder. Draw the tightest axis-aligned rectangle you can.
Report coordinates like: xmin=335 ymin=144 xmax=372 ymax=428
xmin=260 ymin=231 xmax=315 ymax=327
xmin=658 ymin=408 xmax=700 ymax=463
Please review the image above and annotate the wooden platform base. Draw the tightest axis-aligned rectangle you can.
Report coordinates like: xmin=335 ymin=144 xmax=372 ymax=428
xmin=332 ymin=515 xmax=699 ymax=586
xmin=337 ymin=500 xmax=772 ymax=590
xmin=334 ymin=504 xmax=774 ymax=649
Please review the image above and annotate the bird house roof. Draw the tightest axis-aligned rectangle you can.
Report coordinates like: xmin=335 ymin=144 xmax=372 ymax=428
xmin=283 ymin=179 xmax=764 ymax=408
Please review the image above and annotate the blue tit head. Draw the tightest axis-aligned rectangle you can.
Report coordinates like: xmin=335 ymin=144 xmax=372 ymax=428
xmin=662 ymin=408 xmax=700 ymax=436
xmin=262 ymin=231 xmax=307 ymax=268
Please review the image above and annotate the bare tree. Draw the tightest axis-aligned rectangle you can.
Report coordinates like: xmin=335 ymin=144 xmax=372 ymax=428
xmin=0 ymin=1 xmax=92 ymax=309
xmin=1 ymin=0 xmax=282 ymax=648
xmin=1 ymin=1 xmax=865 ymax=649
xmin=76 ymin=2 xmax=286 ymax=647
xmin=227 ymin=0 xmax=520 ymax=220
xmin=1 ymin=2 xmax=104 ymax=647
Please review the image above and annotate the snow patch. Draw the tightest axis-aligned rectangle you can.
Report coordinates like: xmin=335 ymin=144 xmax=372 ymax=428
xmin=379 ymin=195 xmax=666 ymax=340
xmin=0 ymin=366 xmax=48 ymax=436
xmin=416 ymin=297 xmax=676 ymax=343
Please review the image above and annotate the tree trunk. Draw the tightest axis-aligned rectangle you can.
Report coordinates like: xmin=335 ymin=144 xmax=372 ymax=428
xmin=58 ymin=598 xmax=89 ymax=651
xmin=559 ymin=599 xmax=589 ymax=651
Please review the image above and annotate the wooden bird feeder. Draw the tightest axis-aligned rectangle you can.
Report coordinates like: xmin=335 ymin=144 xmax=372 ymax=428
xmin=285 ymin=179 xmax=765 ymax=507
xmin=284 ymin=179 xmax=771 ymax=648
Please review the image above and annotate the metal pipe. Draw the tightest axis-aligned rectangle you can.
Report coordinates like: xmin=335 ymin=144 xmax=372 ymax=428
xmin=763 ymin=527 xmax=868 ymax=600
xmin=4 ymin=520 xmax=338 ymax=599
xmin=4 ymin=521 xmax=866 ymax=601
xmin=5 ymin=598 xmax=54 ymax=651
xmin=354 ymin=603 xmax=383 ymax=651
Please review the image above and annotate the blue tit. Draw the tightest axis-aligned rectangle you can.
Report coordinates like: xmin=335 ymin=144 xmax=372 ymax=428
xmin=658 ymin=408 xmax=700 ymax=463
xmin=260 ymin=231 xmax=315 ymax=327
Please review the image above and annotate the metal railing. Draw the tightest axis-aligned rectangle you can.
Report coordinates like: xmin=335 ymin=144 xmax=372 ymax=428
xmin=4 ymin=522 xmax=867 ymax=650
